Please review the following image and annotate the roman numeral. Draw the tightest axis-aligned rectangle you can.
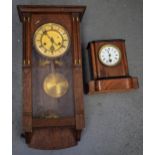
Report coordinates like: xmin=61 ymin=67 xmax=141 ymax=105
xmin=61 ymin=45 xmax=66 ymax=48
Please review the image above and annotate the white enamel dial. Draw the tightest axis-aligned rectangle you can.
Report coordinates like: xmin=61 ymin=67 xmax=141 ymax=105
xmin=99 ymin=44 xmax=121 ymax=66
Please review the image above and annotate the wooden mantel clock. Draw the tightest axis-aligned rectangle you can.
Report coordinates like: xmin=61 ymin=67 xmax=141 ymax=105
xmin=87 ymin=40 xmax=139 ymax=94
xmin=17 ymin=5 xmax=86 ymax=149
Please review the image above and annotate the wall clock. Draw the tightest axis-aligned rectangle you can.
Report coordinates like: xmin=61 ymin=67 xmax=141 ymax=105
xmin=18 ymin=5 xmax=86 ymax=150
xmin=87 ymin=40 xmax=139 ymax=94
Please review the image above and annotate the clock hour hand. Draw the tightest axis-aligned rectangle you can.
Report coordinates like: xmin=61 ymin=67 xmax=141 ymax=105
xmin=108 ymin=53 xmax=112 ymax=63
xmin=47 ymin=37 xmax=55 ymax=52
xmin=50 ymin=37 xmax=61 ymax=46
xmin=45 ymin=32 xmax=53 ymax=42
xmin=44 ymin=33 xmax=60 ymax=47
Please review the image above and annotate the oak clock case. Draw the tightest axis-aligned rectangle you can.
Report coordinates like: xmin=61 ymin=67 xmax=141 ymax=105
xmin=87 ymin=40 xmax=139 ymax=94
xmin=18 ymin=5 xmax=86 ymax=150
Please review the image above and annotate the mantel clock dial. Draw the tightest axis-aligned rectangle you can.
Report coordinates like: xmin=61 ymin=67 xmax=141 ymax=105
xmin=34 ymin=23 xmax=70 ymax=58
xmin=99 ymin=44 xmax=121 ymax=66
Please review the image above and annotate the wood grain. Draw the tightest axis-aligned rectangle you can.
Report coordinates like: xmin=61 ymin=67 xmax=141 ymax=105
xmin=23 ymin=67 xmax=32 ymax=132
xmin=88 ymin=77 xmax=139 ymax=94
xmin=72 ymin=13 xmax=85 ymax=130
xmin=26 ymin=127 xmax=77 ymax=149
xmin=33 ymin=117 xmax=75 ymax=128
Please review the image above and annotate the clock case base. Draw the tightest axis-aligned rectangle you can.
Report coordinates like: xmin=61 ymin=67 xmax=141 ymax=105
xmin=88 ymin=76 xmax=139 ymax=94
xmin=23 ymin=127 xmax=82 ymax=150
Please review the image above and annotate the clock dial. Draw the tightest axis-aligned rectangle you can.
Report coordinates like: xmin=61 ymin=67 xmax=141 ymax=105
xmin=34 ymin=23 xmax=70 ymax=58
xmin=99 ymin=45 xmax=121 ymax=66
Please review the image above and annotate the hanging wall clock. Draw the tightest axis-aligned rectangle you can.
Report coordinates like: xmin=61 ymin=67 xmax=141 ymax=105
xmin=18 ymin=5 xmax=86 ymax=150
xmin=87 ymin=40 xmax=139 ymax=94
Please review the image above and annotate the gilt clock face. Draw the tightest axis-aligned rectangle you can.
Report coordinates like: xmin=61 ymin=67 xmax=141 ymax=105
xmin=34 ymin=23 xmax=70 ymax=58
xmin=99 ymin=44 xmax=121 ymax=66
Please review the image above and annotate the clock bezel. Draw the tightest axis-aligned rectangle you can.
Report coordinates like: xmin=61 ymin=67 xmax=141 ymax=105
xmin=33 ymin=22 xmax=71 ymax=59
xmin=98 ymin=44 xmax=122 ymax=67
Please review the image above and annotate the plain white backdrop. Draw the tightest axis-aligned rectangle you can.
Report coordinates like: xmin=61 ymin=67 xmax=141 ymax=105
xmin=143 ymin=0 xmax=155 ymax=155
xmin=0 ymin=0 xmax=12 ymax=155
xmin=0 ymin=0 xmax=154 ymax=154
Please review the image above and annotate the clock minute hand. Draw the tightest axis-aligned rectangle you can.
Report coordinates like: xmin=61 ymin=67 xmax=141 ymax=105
xmin=47 ymin=36 xmax=55 ymax=49
xmin=44 ymin=32 xmax=51 ymax=40
xmin=108 ymin=53 xmax=112 ymax=63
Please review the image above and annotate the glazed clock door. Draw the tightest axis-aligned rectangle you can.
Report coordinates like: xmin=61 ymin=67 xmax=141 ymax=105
xmin=32 ymin=19 xmax=74 ymax=119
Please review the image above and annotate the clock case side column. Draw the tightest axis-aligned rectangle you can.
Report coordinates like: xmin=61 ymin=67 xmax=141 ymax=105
xmin=87 ymin=42 xmax=99 ymax=93
xmin=89 ymin=42 xmax=98 ymax=79
xmin=72 ymin=13 xmax=85 ymax=140
xmin=21 ymin=13 xmax=33 ymax=134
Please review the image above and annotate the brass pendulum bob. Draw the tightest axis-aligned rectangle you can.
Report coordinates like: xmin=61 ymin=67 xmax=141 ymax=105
xmin=43 ymin=60 xmax=69 ymax=98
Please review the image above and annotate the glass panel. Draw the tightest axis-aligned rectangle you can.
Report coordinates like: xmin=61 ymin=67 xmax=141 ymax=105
xmin=32 ymin=48 xmax=74 ymax=118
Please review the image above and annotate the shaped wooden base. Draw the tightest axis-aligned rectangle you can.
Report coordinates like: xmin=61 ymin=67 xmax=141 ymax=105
xmin=88 ymin=77 xmax=139 ymax=94
xmin=21 ymin=116 xmax=83 ymax=150
xmin=23 ymin=127 xmax=81 ymax=150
